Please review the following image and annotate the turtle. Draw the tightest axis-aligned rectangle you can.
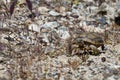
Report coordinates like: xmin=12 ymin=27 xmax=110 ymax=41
xmin=68 ymin=31 xmax=105 ymax=56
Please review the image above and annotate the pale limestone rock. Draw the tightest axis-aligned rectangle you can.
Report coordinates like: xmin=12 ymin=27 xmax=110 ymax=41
xmin=41 ymin=21 xmax=59 ymax=29
xmin=28 ymin=24 xmax=40 ymax=32
xmin=49 ymin=10 xmax=60 ymax=16
xmin=38 ymin=7 xmax=49 ymax=14
xmin=0 ymin=64 xmax=11 ymax=80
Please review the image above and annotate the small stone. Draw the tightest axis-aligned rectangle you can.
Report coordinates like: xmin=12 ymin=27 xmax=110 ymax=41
xmin=28 ymin=24 xmax=40 ymax=32
xmin=41 ymin=21 xmax=59 ymax=29
xmin=57 ymin=55 xmax=69 ymax=65
xmin=49 ymin=10 xmax=60 ymax=16
xmin=101 ymin=57 xmax=106 ymax=62
xmin=45 ymin=44 xmax=55 ymax=54
xmin=59 ymin=6 xmax=66 ymax=13
xmin=57 ymin=26 xmax=70 ymax=39
xmin=38 ymin=7 xmax=49 ymax=14
xmin=59 ymin=75 xmax=65 ymax=80
xmin=0 ymin=64 xmax=11 ymax=80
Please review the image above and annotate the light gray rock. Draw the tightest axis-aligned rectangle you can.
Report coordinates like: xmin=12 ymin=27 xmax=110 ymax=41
xmin=57 ymin=26 xmax=70 ymax=39
xmin=37 ymin=7 xmax=49 ymax=14
xmin=45 ymin=44 xmax=55 ymax=54
xmin=28 ymin=24 xmax=40 ymax=32
xmin=0 ymin=64 xmax=11 ymax=80
xmin=41 ymin=21 xmax=59 ymax=29
xmin=49 ymin=10 xmax=60 ymax=16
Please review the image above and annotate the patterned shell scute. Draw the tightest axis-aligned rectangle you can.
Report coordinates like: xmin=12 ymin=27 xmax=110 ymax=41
xmin=74 ymin=32 xmax=104 ymax=47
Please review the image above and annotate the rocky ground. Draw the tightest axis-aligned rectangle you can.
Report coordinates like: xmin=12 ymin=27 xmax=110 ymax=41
xmin=0 ymin=0 xmax=120 ymax=80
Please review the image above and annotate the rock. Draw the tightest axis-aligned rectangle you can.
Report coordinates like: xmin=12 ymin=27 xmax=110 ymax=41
xmin=114 ymin=44 xmax=120 ymax=53
xmin=59 ymin=75 xmax=65 ymax=80
xmin=0 ymin=64 xmax=11 ymax=80
xmin=45 ymin=44 xmax=55 ymax=54
xmin=0 ymin=34 xmax=8 ymax=44
xmin=59 ymin=6 xmax=66 ymax=13
xmin=57 ymin=26 xmax=70 ymax=39
xmin=0 ymin=0 xmax=10 ymax=4
xmin=18 ymin=0 xmax=26 ymax=5
xmin=116 ymin=0 xmax=120 ymax=14
xmin=37 ymin=7 xmax=49 ymax=14
xmin=41 ymin=21 xmax=59 ymax=29
xmin=57 ymin=55 xmax=69 ymax=65
xmin=2 ymin=23 xmax=7 ymax=28
xmin=48 ymin=10 xmax=60 ymax=16
xmin=42 ymin=33 xmax=49 ymax=43
xmin=35 ymin=19 xmax=44 ymax=25
xmin=0 ymin=21 xmax=3 ymax=28
xmin=28 ymin=24 xmax=40 ymax=32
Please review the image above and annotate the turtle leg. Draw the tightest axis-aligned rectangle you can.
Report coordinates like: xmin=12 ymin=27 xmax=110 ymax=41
xmin=89 ymin=45 xmax=101 ymax=56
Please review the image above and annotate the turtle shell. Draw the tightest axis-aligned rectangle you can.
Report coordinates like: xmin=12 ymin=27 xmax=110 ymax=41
xmin=73 ymin=32 xmax=104 ymax=48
